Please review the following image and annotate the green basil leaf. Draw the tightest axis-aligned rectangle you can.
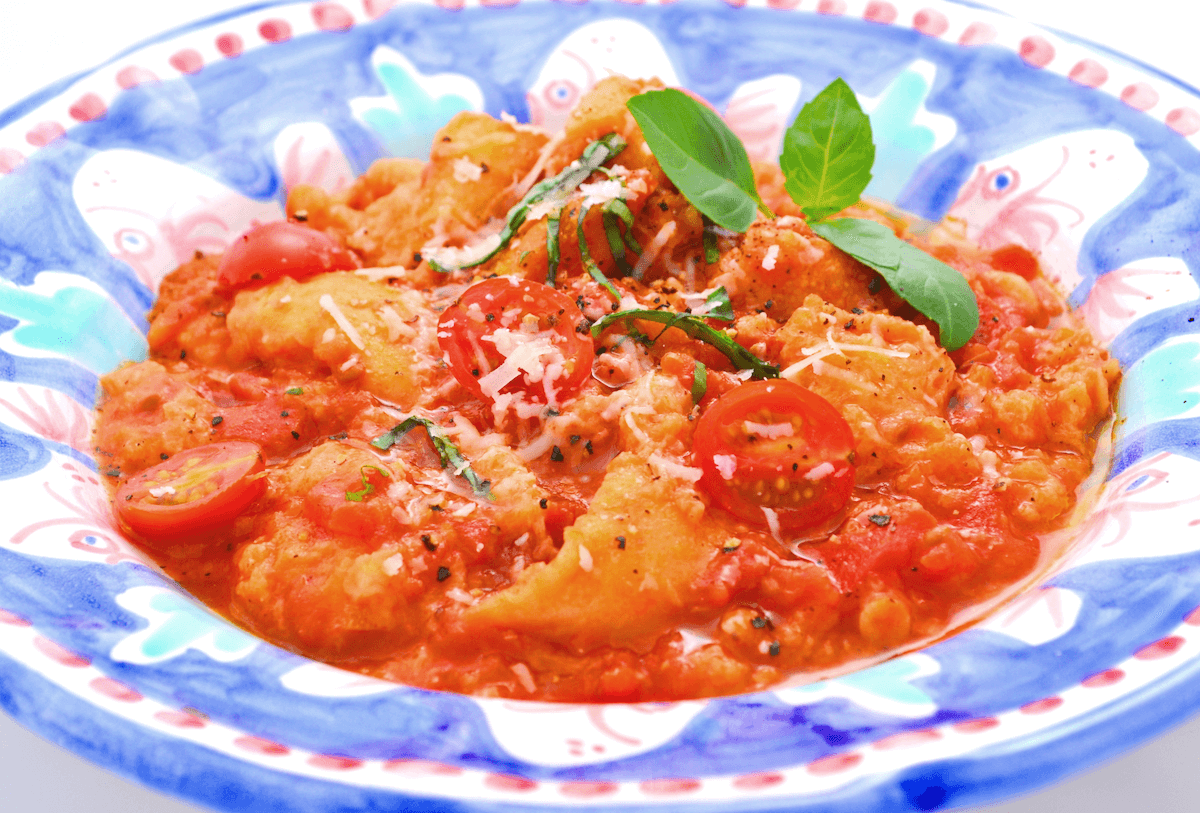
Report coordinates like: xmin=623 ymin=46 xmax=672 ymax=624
xmin=627 ymin=89 xmax=771 ymax=233
xmin=780 ymin=78 xmax=875 ymax=221
xmin=371 ymin=416 xmax=495 ymax=500
xmin=809 ymin=218 xmax=979 ymax=351
xmin=592 ymin=309 xmax=779 ymax=380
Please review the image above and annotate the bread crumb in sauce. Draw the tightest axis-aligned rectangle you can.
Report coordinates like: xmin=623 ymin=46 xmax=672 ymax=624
xmin=93 ymin=76 xmax=1119 ymax=702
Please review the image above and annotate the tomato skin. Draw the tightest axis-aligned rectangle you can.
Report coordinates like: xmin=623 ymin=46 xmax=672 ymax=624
xmin=693 ymin=380 xmax=856 ymax=531
xmin=216 ymin=221 xmax=358 ymax=290
xmin=114 ymin=442 xmax=267 ymax=543
xmin=437 ymin=277 xmax=592 ymax=407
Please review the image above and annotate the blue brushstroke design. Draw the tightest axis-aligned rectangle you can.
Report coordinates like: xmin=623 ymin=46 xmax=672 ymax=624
xmin=0 ymin=423 xmax=50 ymax=481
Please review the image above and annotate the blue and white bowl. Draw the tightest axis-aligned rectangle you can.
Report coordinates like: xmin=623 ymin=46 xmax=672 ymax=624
xmin=2 ymin=1 xmax=1199 ymax=811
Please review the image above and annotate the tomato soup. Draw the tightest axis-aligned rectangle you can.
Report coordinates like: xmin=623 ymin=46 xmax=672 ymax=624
xmin=92 ymin=77 xmax=1118 ymax=701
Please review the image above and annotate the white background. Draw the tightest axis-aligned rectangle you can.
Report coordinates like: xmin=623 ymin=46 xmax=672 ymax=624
xmin=2 ymin=1 xmax=1199 ymax=811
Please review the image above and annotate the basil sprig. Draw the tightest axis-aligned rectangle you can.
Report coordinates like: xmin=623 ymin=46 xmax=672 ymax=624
xmin=626 ymin=80 xmax=980 ymax=351
xmin=627 ymin=89 xmax=771 ymax=232
xmin=781 ymin=81 xmax=978 ymax=350
xmin=371 ymin=416 xmax=495 ymax=500
xmin=431 ymin=133 xmax=626 ymax=273
xmin=591 ymin=307 xmax=779 ymax=380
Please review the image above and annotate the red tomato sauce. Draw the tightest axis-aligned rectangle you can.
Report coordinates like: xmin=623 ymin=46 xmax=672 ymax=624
xmin=92 ymin=77 xmax=1119 ymax=702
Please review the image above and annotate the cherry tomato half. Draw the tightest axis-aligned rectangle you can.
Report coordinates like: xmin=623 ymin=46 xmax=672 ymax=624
xmin=438 ymin=277 xmax=593 ymax=408
xmin=114 ymin=441 xmax=267 ymax=543
xmin=693 ymin=380 xmax=856 ymax=531
xmin=216 ymin=221 xmax=358 ymax=290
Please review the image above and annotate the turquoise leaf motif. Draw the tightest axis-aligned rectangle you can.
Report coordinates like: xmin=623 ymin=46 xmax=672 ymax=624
xmin=352 ymin=47 xmax=484 ymax=159
xmin=111 ymin=586 xmax=257 ymax=665
xmin=834 ymin=657 xmax=935 ymax=707
xmin=1115 ymin=336 xmax=1200 ymax=443
xmin=0 ymin=275 xmax=147 ymax=375
xmin=775 ymin=653 xmax=939 ymax=717
xmin=863 ymin=65 xmax=955 ymax=203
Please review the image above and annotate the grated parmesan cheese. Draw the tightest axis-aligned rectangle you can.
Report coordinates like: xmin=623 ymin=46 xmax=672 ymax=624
xmin=318 ymin=294 xmax=366 ymax=351
xmin=630 ymin=221 xmax=676 ymax=279
xmin=805 ymin=461 xmax=835 ymax=481
xmin=148 ymin=485 xmax=176 ymax=498
xmin=761 ymin=244 xmax=780 ymax=270
xmin=511 ymin=662 xmax=537 ymax=694
xmin=452 ymin=157 xmax=484 ymax=183
xmin=421 ymin=232 xmax=503 ymax=270
xmin=648 ymin=453 xmax=704 ymax=483
xmin=446 ymin=587 xmax=476 ymax=605
xmin=355 ymin=265 xmax=409 ymax=281
xmin=578 ymin=544 xmax=594 ymax=572
xmin=382 ymin=553 xmax=405 ymax=577
xmin=378 ymin=305 xmax=412 ymax=343
xmin=743 ymin=420 xmax=794 ymax=440
xmin=578 ymin=178 xmax=629 ymax=208
xmin=713 ymin=454 xmax=738 ymax=480
xmin=762 ymin=506 xmax=783 ymax=541
xmin=681 ymin=287 xmax=724 ymax=316
xmin=339 ymin=354 xmax=360 ymax=372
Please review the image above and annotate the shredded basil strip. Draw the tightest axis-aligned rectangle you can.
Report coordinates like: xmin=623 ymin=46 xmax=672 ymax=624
xmin=627 ymin=89 xmax=770 ymax=232
xmin=808 ymin=218 xmax=980 ymax=351
xmin=430 ymin=133 xmax=627 ymax=273
xmin=346 ymin=464 xmax=389 ymax=502
xmin=780 ymin=77 xmax=875 ymax=221
xmin=605 ymin=199 xmax=643 ymax=254
xmin=703 ymin=226 xmax=719 ymax=265
xmin=691 ymin=360 xmax=708 ymax=405
xmin=592 ymin=309 xmax=778 ymax=379
xmin=576 ymin=203 xmax=621 ymax=302
xmin=371 ymin=416 xmax=495 ymax=500
xmin=545 ymin=211 xmax=562 ymax=286
xmin=701 ymin=286 xmax=735 ymax=322
xmin=602 ymin=208 xmax=634 ymax=277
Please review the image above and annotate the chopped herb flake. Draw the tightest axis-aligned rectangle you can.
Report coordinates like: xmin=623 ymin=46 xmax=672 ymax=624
xmin=346 ymin=465 xmax=389 ymax=502
xmin=868 ymin=513 xmax=892 ymax=527
xmin=285 ymin=387 xmax=303 ymax=395
xmin=768 ymin=641 xmax=781 ymax=657
xmin=436 ymin=566 xmax=451 ymax=582
xmin=691 ymin=360 xmax=708 ymax=405
xmin=211 ymin=416 xmax=223 ymax=426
